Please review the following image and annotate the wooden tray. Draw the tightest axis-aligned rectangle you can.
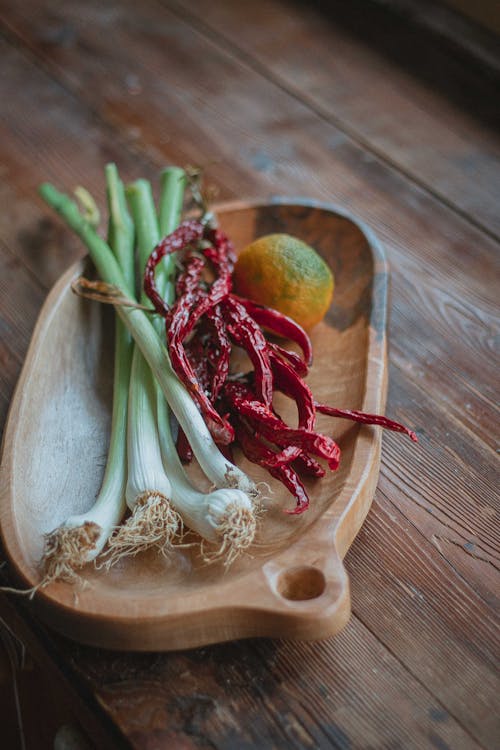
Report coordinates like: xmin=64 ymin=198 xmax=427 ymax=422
xmin=0 ymin=199 xmax=388 ymax=651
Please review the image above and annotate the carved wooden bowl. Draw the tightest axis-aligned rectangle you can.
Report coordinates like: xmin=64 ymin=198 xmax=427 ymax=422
xmin=0 ymin=199 xmax=388 ymax=650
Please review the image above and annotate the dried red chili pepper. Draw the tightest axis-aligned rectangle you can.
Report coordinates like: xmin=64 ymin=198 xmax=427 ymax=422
xmin=223 ymin=375 xmax=322 ymax=503
xmin=268 ymin=342 xmax=308 ymax=377
xmin=170 ymin=242 xmax=231 ymax=346
xmin=223 ymin=296 xmax=274 ymax=406
xmin=222 ymin=371 xmax=319 ymax=474
xmin=166 ymin=280 xmax=234 ymax=444
xmin=185 ymin=323 xmax=212 ymax=397
xmin=221 ymin=377 xmax=255 ymax=403
xmin=315 ymin=403 xmax=418 ymax=442
xmin=269 ymin=351 xmax=324 ymax=473
xmin=270 ymin=352 xmax=315 ymax=430
xmin=234 ymin=416 xmax=310 ymax=513
xmin=187 ymin=229 xmax=236 ymax=403
xmin=168 ymin=330 xmax=234 ymax=444
xmin=204 ymin=227 xmax=236 ymax=280
xmin=233 ymin=296 xmax=312 ymax=367
xmin=229 ymin=395 xmax=340 ymax=470
xmin=174 ymin=252 xmax=205 ymax=299
xmin=145 ymin=225 xmax=241 ymax=444
xmin=167 ymin=259 xmax=209 ymax=341
xmin=205 ymin=305 xmax=232 ymax=401
xmin=155 ymin=250 xmax=233 ymax=443
xmin=144 ymin=219 xmax=205 ymax=316
xmin=292 ymin=453 xmax=325 ymax=478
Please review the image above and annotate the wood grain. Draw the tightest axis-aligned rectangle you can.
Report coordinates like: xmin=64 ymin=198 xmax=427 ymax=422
xmin=0 ymin=592 xmax=130 ymax=750
xmin=349 ymin=487 xmax=499 ymax=743
xmin=0 ymin=241 xmax=47 ymax=425
xmin=66 ymin=621 xmax=486 ymax=750
xmin=0 ymin=588 xmax=487 ymax=750
xmin=174 ymin=0 xmax=500 ymax=235
xmin=0 ymin=0 xmax=498 ymax=747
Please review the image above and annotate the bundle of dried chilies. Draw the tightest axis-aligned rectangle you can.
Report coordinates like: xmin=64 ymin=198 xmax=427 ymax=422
xmin=143 ymin=215 xmax=417 ymax=515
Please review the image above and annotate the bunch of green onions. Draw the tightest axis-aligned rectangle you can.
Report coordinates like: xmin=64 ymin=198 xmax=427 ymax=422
xmin=41 ymin=165 xmax=258 ymax=584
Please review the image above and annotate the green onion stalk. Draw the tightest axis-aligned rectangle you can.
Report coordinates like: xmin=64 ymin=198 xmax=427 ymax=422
xmin=103 ymin=176 xmax=183 ymax=564
xmin=42 ymin=165 xmax=134 ymax=583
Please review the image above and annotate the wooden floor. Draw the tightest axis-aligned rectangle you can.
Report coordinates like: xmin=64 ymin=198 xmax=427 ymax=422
xmin=0 ymin=0 xmax=499 ymax=748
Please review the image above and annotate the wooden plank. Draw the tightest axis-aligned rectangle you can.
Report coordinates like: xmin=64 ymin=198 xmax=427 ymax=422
xmin=0 ymin=43 xmax=156 ymax=289
xmin=0 ymin=581 xmax=487 ymax=750
xmin=0 ymin=7 xmax=498 ymax=747
xmin=349 ymin=474 xmax=499 ymax=747
xmin=173 ymin=0 xmax=500 ymax=236
xmin=380 ymin=377 xmax=499 ymax=571
xmin=0 ymin=592 xmax=130 ymax=749
xmin=379 ymin=0 xmax=500 ymax=71
xmin=52 ymin=615 xmax=484 ymax=750
xmin=0 ymin=241 xmax=47 ymax=425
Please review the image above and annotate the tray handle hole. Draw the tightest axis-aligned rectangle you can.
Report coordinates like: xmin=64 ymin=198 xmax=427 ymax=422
xmin=278 ymin=566 xmax=326 ymax=601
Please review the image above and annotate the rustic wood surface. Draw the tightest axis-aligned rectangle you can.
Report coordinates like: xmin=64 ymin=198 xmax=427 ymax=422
xmin=0 ymin=0 xmax=498 ymax=748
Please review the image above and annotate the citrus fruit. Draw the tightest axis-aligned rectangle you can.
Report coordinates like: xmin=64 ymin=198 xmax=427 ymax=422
xmin=233 ymin=233 xmax=334 ymax=330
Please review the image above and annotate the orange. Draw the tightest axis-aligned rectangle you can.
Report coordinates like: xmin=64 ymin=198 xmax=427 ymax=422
xmin=233 ymin=233 xmax=334 ymax=330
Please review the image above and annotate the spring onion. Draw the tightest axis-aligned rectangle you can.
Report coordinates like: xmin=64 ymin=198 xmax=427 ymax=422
xmin=157 ymin=394 xmax=256 ymax=565
xmin=104 ymin=177 xmax=182 ymax=563
xmin=42 ymin=165 xmax=134 ymax=582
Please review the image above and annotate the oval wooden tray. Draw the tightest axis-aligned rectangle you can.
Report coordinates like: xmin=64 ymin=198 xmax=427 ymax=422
xmin=0 ymin=199 xmax=388 ymax=651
